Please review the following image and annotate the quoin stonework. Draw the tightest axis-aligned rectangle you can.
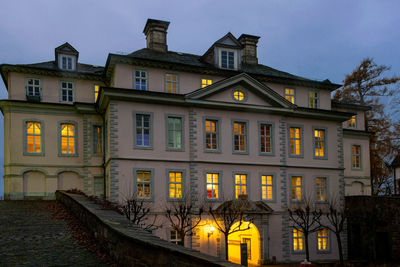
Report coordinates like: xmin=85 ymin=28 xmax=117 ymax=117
xmin=0 ymin=18 xmax=371 ymax=264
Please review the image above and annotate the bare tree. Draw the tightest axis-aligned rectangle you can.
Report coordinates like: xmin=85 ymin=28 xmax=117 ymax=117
xmin=317 ymin=197 xmax=347 ymax=266
xmin=165 ymin=198 xmax=203 ymax=246
xmin=120 ymin=197 xmax=159 ymax=231
xmin=208 ymin=196 xmax=253 ymax=260
xmin=288 ymin=197 xmax=322 ymax=262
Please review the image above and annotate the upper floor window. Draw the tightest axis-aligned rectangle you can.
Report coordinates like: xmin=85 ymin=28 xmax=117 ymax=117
xmin=293 ymin=228 xmax=304 ymax=252
xmin=167 ymin=116 xmax=183 ymax=150
xmin=94 ymin=84 xmax=100 ymax=102
xmin=136 ymin=170 xmax=152 ymax=199
xmin=26 ymin=121 xmax=42 ymax=153
xmin=261 ymin=175 xmax=273 ymax=201
xmin=134 ymin=70 xmax=147 ymax=91
xmin=308 ymin=90 xmax=319 ymax=108
xmin=93 ymin=125 xmax=102 ymax=155
xmin=61 ymin=82 xmax=74 ymax=102
xmin=60 ymin=123 xmax=75 ymax=155
xmin=313 ymin=129 xmax=326 ymax=158
xmin=260 ymin=123 xmax=272 ymax=154
xmin=165 ymin=73 xmax=178 ymax=94
xmin=233 ymin=121 xmax=247 ymax=153
xmin=135 ymin=113 xmax=151 ymax=148
xmin=205 ymin=119 xmax=219 ymax=151
xmin=317 ymin=228 xmax=329 ymax=251
xmin=26 ymin=78 xmax=41 ymax=97
xmin=289 ymin=127 xmax=302 ymax=156
xmin=168 ymin=171 xmax=183 ymax=199
xmin=170 ymin=230 xmax=181 ymax=245
xmin=235 ymin=173 xmax=247 ymax=198
xmin=206 ymin=172 xmax=220 ymax=199
xmin=352 ymin=145 xmax=361 ymax=169
xmin=316 ymin=177 xmax=327 ymax=202
xmin=291 ymin=176 xmax=303 ymax=201
xmin=201 ymin=79 xmax=212 ymax=88
xmin=348 ymin=115 xmax=357 ymax=128
xmin=232 ymin=89 xmax=246 ymax=102
xmin=221 ymin=50 xmax=235 ymax=69
xmin=285 ymin=88 xmax=295 ymax=104
xmin=59 ymin=54 xmax=76 ymax=71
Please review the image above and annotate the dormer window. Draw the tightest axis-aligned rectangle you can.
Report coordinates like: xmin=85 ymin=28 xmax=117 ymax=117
xmin=59 ymin=54 xmax=76 ymax=71
xmin=221 ymin=50 xmax=235 ymax=69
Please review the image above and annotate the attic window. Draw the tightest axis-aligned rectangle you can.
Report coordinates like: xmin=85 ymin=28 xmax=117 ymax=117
xmin=232 ymin=89 xmax=246 ymax=102
xmin=220 ymin=50 xmax=235 ymax=70
xmin=58 ymin=54 xmax=76 ymax=71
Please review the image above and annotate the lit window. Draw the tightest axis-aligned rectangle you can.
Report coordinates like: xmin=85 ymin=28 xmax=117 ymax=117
xmin=201 ymin=79 xmax=212 ymax=88
xmin=165 ymin=74 xmax=178 ymax=93
xmin=314 ymin=129 xmax=325 ymax=157
xmin=316 ymin=177 xmax=326 ymax=201
xmin=26 ymin=122 xmax=41 ymax=153
xmin=285 ymin=88 xmax=295 ymax=104
xmin=261 ymin=175 xmax=273 ymax=200
xmin=134 ymin=70 xmax=147 ymax=90
xmin=308 ymin=91 xmax=319 ymax=108
xmin=293 ymin=228 xmax=304 ymax=251
xmin=93 ymin=126 xmax=102 ymax=155
xmin=317 ymin=228 xmax=329 ymax=251
xmin=136 ymin=170 xmax=151 ymax=199
xmin=205 ymin=120 xmax=218 ymax=151
xmin=235 ymin=173 xmax=247 ymax=198
xmin=233 ymin=89 xmax=245 ymax=102
xmin=289 ymin=127 xmax=301 ymax=156
xmin=260 ymin=123 xmax=272 ymax=154
xmin=136 ymin=114 xmax=151 ymax=147
xmin=352 ymin=145 xmax=361 ymax=169
xmin=61 ymin=82 xmax=74 ymax=102
xmin=221 ymin=50 xmax=235 ymax=69
xmin=233 ymin=121 xmax=247 ymax=153
xmin=291 ymin=176 xmax=302 ymax=201
xmin=169 ymin=171 xmax=183 ymax=199
xmin=170 ymin=230 xmax=181 ymax=245
xmin=167 ymin=117 xmax=183 ymax=149
xmin=94 ymin=84 xmax=100 ymax=102
xmin=206 ymin=173 xmax=219 ymax=199
xmin=26 ymin=78 xmax=41 ymax=97
xmin=60 ymin=123 xmax=75 ymax=154
xmin=348 ymin=115 xmax=356 ymax=128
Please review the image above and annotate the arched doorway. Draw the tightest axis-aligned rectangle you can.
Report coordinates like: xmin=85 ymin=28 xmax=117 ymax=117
xmin=228 ymin=221 xmax=260 ymax=266
xmin=23 ymin=171 xmax=46 ymax=197
xmin=57 ymin=171 xmax=83 ymax=191
xmin=351 ymin=181 xmax=364 ymax=195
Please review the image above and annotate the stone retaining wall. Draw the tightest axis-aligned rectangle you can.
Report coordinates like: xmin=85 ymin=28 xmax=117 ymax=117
xmin=56 ymin=191 xmax=241 ymax=267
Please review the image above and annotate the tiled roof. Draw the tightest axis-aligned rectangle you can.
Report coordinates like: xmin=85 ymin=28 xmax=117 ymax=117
xmin=19 ymin=61 xmax=104 ymax=75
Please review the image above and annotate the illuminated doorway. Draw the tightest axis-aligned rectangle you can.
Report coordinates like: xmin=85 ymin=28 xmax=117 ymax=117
xmin=228 ymin=221 xmax=260 ymax=266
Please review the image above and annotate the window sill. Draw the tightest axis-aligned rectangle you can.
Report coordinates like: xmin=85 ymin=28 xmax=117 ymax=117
xmin=232 ymin=151 xmax=249 ymax=155
xmin=23 ymin=152 xmax=45 ymax=156
xmin=288 ymin=154 xmax=304 ymax=158
xmin=166 ymin=147 xmax=185 ymax=152
xmin=58 ymin=153 xmax=79 ymax=157
xmin=204 ymin=149 xmax=221 ymax=154
xmin=259 ymin=152 xmax=275 ymax=156
xmin=134 ymin=146 xmax=153 ymax=150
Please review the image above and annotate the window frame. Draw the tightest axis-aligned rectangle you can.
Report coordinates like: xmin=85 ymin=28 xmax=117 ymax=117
xmin=23 ymin=119 xmax=45 ymax=156
xmin=164 ymin=73 xmax=179 ymax=94
xmin=25 ymin=78 xmax=42 ymax=97
xmin=316 ymin=228 xmax=331 ymax=254
xmin=92 ymin=124 xmax=103 ymax=156
xmin=165 ymin=114 xmax=185 ymax=151
xmin=312 ymin=126 xmax=328 ymax=160
xmin=203 ymin=116 xmax=221 ymax=153
xmin=233 ymin=171 xmax=249 ymax=199
xmin=284 ymin=88 xmax=296 ymax=104
xmin=232 ymin=88 xmax=247 ymax=103
xmin=94 ymin=84 xmax=100 ymax=102
xmin=204 ymin=170 xmax=223 ymax=202
xmin=58 ymin=120 xmax=78 ymax=157
xmin=348 ymin=115 xmax=357 ymax=128
xmin=134 ymin=69 xmax=148 ymax=91
xmin=133 ymin=168 xmax=154 ymax=201
xmin=133 ymin=111 xmax=153 ymax=150
xmin=351 ymin=144 xmax=362 ymax=170
xmin=292 ymin=227 xmax=305 ymax=254
xmin=219 ymin=48 xmax=237 ymax=70
xmin=258 ymin=121 xmax=275 ymax=156
xmin=289 ymin=175 xmax=304 ymax=202
xmin=166 ymin=169 xmax=186 ymax=201
xmin=315 ymin=176 xmax=328 ymax=203
xmin=288 ymin=124 xmax=304 ymax=158
xmin=259 ymin=172 xmax=276 ymax=202
xmin=308 ymin=89 xmax=320 ymax=108
xmin=58 ymin=54 xmax=76 ymax=71
xmin=59 ymin=81 xmax=75 ymax=103
xmin=169 ymin=229 xmax=182 ymax=245
xmin=232 ymin=119 xmax=249 ymax=155
xmin=201 ymin=78 xmax=213 ymax=88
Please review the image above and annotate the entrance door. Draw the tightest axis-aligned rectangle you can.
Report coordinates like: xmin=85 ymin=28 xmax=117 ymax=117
xmin=228 ymin=221 xmax=260 ymax=266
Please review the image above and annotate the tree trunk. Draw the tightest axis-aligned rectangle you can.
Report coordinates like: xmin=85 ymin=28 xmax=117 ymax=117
xmin=179 ymin=232 xmax=185 ymax=246
xmin=305 ymin=232 xmax=310 ymax=262
xmin=225 ymin=234 xmax=229 ymax=260
xmin=336 ymin=232 xmax=344 ymax=266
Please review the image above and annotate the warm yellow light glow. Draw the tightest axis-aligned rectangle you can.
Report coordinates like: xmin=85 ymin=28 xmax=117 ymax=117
xmin=94 ymin=84 xmax=100 ymax=102
xmin=26 ymin=122 xmax=41 ymax=153
xmin=209 ymin=225 xmax=215 ymax=233
xmin=285 ymin=88 xmax=295 ymax=104
xmin=233 ymin=90 xmax=245 ymax=101
xmin=201 ymin=79 xmax=212 ymax=88
xmin=61 ymin=124 xmax=75 ymax=154
xmin=228 ymin=221 xmax=260 ymax=266
xmin=348 ymin=115 xmax=356 ymax=127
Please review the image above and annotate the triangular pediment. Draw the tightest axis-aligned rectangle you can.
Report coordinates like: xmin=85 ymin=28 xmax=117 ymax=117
xmin=186 ymin=73 xmax=295 ymax=108
xmin=55 ymin=42 xmax=79 ymax=56
xmin=214 ymin=32 xmax=243 ymax=48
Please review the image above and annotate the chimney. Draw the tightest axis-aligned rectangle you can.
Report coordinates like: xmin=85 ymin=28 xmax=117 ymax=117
xmin=143 ymin=19 xmax=170 ymax=53
xmin=238 ymin=34 xmax=260 ymax=65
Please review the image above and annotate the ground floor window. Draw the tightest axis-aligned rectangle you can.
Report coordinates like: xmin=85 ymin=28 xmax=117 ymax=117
xmin=170 ymin=229 xmax=181 ymax=244
xmin=293 ymin=228 xmax=304 ymax=252
xmin=317 ymin=228 xmax=329 ymax=251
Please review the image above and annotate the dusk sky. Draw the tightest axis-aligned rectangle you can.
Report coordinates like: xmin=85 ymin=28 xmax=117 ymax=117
xmin=0 ymin=0 xmax=399 ymax=196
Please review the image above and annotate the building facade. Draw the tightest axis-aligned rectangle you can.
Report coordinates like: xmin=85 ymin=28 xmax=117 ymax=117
xmin=0 ymin=19 xmax=371 ymax=264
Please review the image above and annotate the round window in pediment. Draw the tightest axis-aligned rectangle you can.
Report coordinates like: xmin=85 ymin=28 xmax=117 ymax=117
xmin=232 ymin=89 xmax=246 ymax=102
